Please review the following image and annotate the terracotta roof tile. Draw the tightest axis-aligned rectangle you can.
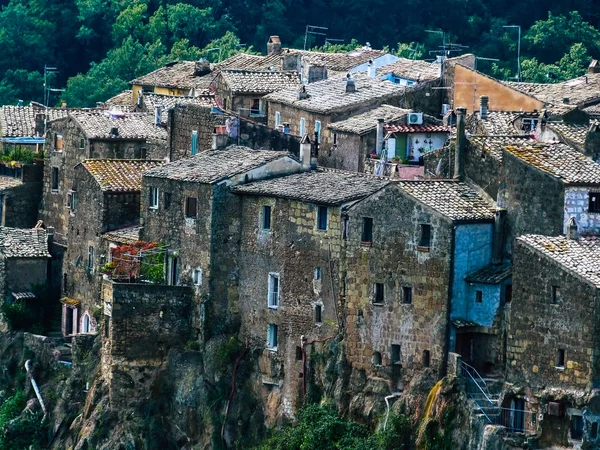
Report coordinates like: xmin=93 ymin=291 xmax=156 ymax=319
xmin=468 ymin=136 xmax=535 ymax=160
xmin=0 ymin=227 xmax=50 ymax=258
xmin=131 ymin=61 xmax=213 ymax=92
xmin=547 ymin=122 xmax=589 ymax=147
xmin=234 ymin=168 xmax=389 ymax=205
xmin=81 ymin=159 xmax=163 ymax=192
xmin=466 ymin=110 xmax=533 ymax=136
xmin=102 ymin=225 xmax=141 ymax=244
xmin=385 ymin=124 xmax=450 ymax=133
xmin=376 ymin=58 xmax=441 ymax=82
xmin=328 ymin=105 xmax=412 ymax=135
xmin=105 ymin=90 xmax=133 ymax=106
xmin=69 ymin=111 xmax=168 ymax=140
xmin=0 ymin=106 xmax=67 ymax=137
xmin=219 ymin=69 xmax=301 ymax=94
xmin=465 ymin=262 xmax=512 ymax=284
xmin=142 ymin=93 xmax=216 ymax=110
xmin=397 ymin=180 xmax=495 ymax=221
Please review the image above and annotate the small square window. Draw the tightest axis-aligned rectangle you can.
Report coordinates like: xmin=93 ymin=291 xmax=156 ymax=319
xmin=552 ymin=285 xmax=561 ymax=304
xmin=315 ymin=304 xmax=322 ymax=323
xmin=262 ymin=205 xmax=272 ymax=230
xmin=402 ymin=286 xmax=412 ymax=304
xmin=505 ymin=284 xmax=512 ymax=303
xmin=164 ymin=192 xmax=171 ymax=210
xmin=300 ymin=117 xmax=306 ymax=137
xmin=79 ymin=138 xmax=85 ymax=149
xmin=391 ymin=344 xmax=401 ymax=365
xmin=314 ymin=267 xmax=322 ymax=280
xmin=55 ymin=134 xmax=63 ymax=151
xmin=268 ymin=273 xmax=280 ymax=308
xmin=193 ymin=268 xmax=202 ymax=286
xmin=316 ymin=205 xmax=328 ymax=231
xmin=423 ymin=350 xmax=431 ymax=367
xmin=419 ymin=224 xmax=431 ymax=248
xmin=373 ymin=283 xmax=384 ymax=304
xmin=275 ymin=111 xmax=281 ymax=127
xmin=267 ymin=324 xmax=278 ymax=349
xmin=361 ymin=217 xmax=373 ymax=244
xmin=556 ymin=348 xmax=565 ymax=367
xmin=475 ymin=290 xmax=483 ymax=303
xmin=185 ymin=197 xmax=197 ymax=219
xmin=589 ymin=193 xmax=600 ymax=213
xmin=51 ymin=167 xmax=59 ymax=191
xmin=295 ymin=346 xmax=303 ymax=360
xmin=87 ymin=246 xmax=95 ymax=275
xmin=149 ymin=187 xmax=159 ymax=209
xmin=372 ymin=351 xmax=382 ymax=365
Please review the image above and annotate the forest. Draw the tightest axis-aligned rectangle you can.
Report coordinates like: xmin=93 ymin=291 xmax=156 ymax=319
xmin=0 ymin=0 xmax=599 ymax=107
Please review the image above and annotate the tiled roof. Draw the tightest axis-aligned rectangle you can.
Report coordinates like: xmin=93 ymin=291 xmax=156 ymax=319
xmin=102 ymin=225 xmax=141 ymax=244
xmin=0 ymin=227 xmax=50 ymax=258
xmin=468 ymin=136 xmax=534 ymax=160
xmin=0 ymin=176 xmax=23 ymax=190
xmin=466 ymin=110 xmax=529 ymax=136
xmin=264 ymin=73 xmax=405 ymax=114
xmin=144 ymin=146 xmax=293 ymax=184
xmin=131 ymin=61 xmax=213 ymax=92
xmin=328 ymin=105 xmax=411 ymax=135
xmin=518 ymin=235 xmax=600 ymax=288
xmin=465 ymin=262 xmax=512 ymax=284
xmin=397 ymin=180 xmax=495 ymax=221
xmin=376 ymin=58 xmax=441 ymax=82
xmin=583 ymin=104 xmax=600 ymax=116
xmin=215 ymin=53 xmax=275 ymax=71
xmin=504 ymin=74 xmax=600 ymax=112
xmin=385 ymin=124 xmax=450 ymax=133
xmin=0 ymin=106 xmax=68 ymax=137
xmin=69 ymin=111 xmax=168 ymax=140
xmin=142 ymin=93 xmax=216 ymax=110
xmin=504 ymin=142 xmax=600 ymax=185
xmin=233 ymin=168 xmax=389 ymax=205
xmin=105 ymin=90 xmax=133 ymax=106
xmin=219 ymin=70 xmax=301 ymax=94
xmin=547 ymin=122 xmax=589 ymax=147
xmin=81 ymin=160 xmax=163 ymax=192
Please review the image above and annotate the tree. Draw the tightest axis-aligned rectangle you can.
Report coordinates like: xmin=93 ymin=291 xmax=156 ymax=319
xmin=520 ymin=43 xmax=592 ymax=83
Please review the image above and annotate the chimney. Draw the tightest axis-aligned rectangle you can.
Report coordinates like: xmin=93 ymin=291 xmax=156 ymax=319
xmin=34 ymin=113 xmax=46 ymax=137
xmin=154 ymin=105 xmax=163 ymax=126
xmin=194 ymin=59 xmax=210 ymax=76
xmin=492 ymin=209 xmax=506 ymax=264
xmin=111 ymin=127 xmax=119 ymax=136
xmin=367 ymin=60 xmax=376 ymax=78
xmin=267 ymin=35 xmax=282 ymax=55
xmin=282 ymin=52 xmax=301 ymax=72
xmin=454 ymin=106 xmax=467 ymax=180
xmin=212 ymin=133 xmax=228 ymax=150
xmin=345 ymin=73 xmax=356 ymax=93
xmin=479 ymin=96 xmax=489 ymax=120
xmin=61 ymin=100 xmax=67 ymax=109
xmin=376 ymin=118 xmax=384 ymax=154
xmin=300 ymin=134 xmax=312 ymax=170
xmin=563 ymin=97 xmax=570 ymax=104
xmin=297 ymin=85 xmax=309 ymax=100
xmin=589 ymin=59 xmax=600 ymax=74
xmin=568 ymin=216 xmax=578 ymax=240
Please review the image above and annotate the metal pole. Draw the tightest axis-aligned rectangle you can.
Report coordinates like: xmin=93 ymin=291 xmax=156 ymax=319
xmin=304 ymin=25 xmax=308 ymax=50
xmin=517 ymin=26 xmax=521 ymax=82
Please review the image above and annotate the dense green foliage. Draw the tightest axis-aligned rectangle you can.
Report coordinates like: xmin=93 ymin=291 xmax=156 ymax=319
xmin=1 ymin=284 xmax=59 ymax=333
xmin=0 ymin=390 xmax=46 ymax=449
xmin=0 ymin=0 xmax=598 ymax=106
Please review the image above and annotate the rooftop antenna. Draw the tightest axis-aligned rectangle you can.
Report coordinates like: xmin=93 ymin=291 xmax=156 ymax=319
xmin=324 ymin=38 xmax=344 ymax=49
xmin=503 ymin=25 xmax=521 ymax=82
xmin=304 ymin=25 xmax=328 ymax=50
xmin=474 ymin=56 xmax=500 ymax=72
xmin=43 ymin=64 xmax=64 ymax=136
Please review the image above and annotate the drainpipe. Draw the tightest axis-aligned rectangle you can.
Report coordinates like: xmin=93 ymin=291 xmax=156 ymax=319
xmin=442 ymin=227 xmax=456 ymax=376
xmin=384 ymin=393 xmax=402 ymax=430
xmin=25 ymin=359 xmax=47 ymax=420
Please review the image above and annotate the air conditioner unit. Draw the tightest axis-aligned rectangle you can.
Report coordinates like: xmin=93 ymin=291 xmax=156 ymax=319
xmin=407 ymin=113 xmax=423 ymax=125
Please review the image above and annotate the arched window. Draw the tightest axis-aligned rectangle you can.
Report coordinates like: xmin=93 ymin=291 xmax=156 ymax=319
xmin=82 ymin=313 xmax=90 ymax=333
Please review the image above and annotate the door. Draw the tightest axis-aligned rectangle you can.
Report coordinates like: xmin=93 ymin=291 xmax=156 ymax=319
xmin=167 ymin=256 xmax=179 ymax=286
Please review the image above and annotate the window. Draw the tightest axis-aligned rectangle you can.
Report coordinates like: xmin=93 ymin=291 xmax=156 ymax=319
xmin=267 ymin=324 xmax=278 ymax=349
xmin=251 ymin=98 xmax=260 ymax=115
xmin=262 ymin=205 xmax=272 ymax=230
xmin=590 ymin=193 xmax=600 ymax=213
xmin=373 ymin=283 xmax=384 ymax=304
xmin=316 ymin=205 xmax=328 ymax=230
xmin=67 ymin=190 xmax=77 ymax=211
xmin=333 ymin=132 xmax=338 ymax=146
xmin=104 ymin=317 xmax=110 ymax=338
xmin=361 ymin=217 xmax=373 ymax=243
xmin=571 ymin=414 xmax=584 ymax=441
xmin=343 ymin=215 xmax=349 ymax=239
xmin=79 ymin=138 xmax=85 ymax=149
xmin=191 ymin=130 xmax=198 ymax=155
xmin=193 ymin=268 xmax=202 ymax=286
xmin=185 ymin=197 xmax=197 ymax=219
xmin=315 ymin=304 xmax=322 ymax=323
xmin=87 ymin=246 xmax=95 ymax=275
xmin=167 ymin=256 xmax=179 ymax=286
xmin=314 ymin=267 xmax=322 ymax=280
xmin=419 ymin=224 xmax=431 ymax=248
xmin=164 ymin=192 xmax=171 ymax=210
xmin=402 ymin=286 xmax=412 ymax=304
xmin=475 ymin=290 xmax=483 ymax=303
xmin=149 ymin=187 xmax=159 ymax=209
xmin=315 ymin=120 xmax=322 ymax=142
xmin=552 ymin=285 xmax=561 ymax=304
xmin=275 ymin=111 xmax=281 ymax=127
xmin=55 ymin=134 xmax=63 ymax=151
xmin=556 ymin=349 xmax=565 ymax=368
xmin=296 ymin=346 xmax=303 ymax=360
xmin=372 ymin=351 xmax=382 ymax=365
xmin=268 ymin=273 xmax=280 ymax=308
xmin=82 ymin=314 xmax=90 ymax=333
xmin=591 ymin=422 xmax=598 ymax=440
xmin=505 ymin=284 xmax=512 ymax=303
xmin=423 ymin=350 xmax=431 ymax=367
xmin=51 ymin=167 xmax=59 ymax=191
xmin=300 ymin=117 xmax=306 ymax=137
xmin=391 ymin=344 xmax=401 ymax=365
xmin=62 ymin=273 xmax=68 ymax=295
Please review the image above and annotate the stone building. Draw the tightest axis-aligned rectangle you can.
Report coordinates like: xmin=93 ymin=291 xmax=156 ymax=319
xmin=0 ymin=163 xmax=44 ymax=228
xmin=140 ymin=146 xmax=304 ymax=334
xmin=233 ymin=167 xmax=388 ymax=415
xmin=507 ymin=232 xmax=600 ymax=447
xmin=343 ymin=180 xmax=495 ymax=393
xmin=0 ymin=227 xmax=50 ymax=302
xmin=60 ymin=159 xmax=162 ymax=336
xmin=41 ymin=111 xmax=168 ymax=246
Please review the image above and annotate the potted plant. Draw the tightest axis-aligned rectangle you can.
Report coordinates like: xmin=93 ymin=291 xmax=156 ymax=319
xmin=370 ymin=150 xmax=379 ymax=159
xmin=391 ymin=157 xmax=400 ymax=163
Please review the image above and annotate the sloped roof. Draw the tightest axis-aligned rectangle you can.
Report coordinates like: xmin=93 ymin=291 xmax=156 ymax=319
xmin=130 ymin=61 xmax=213 ymax=92
xmin=264 ymin=73 xmax=405 ymax=114
xmin=142 ymin=93 xmax=216 ymax=110
xmin=0 ymin=227 xmax=50 ymax=258
xmin=102 ymin=225 xmax=141 ymax=244
xmin=105 ymin=90 xmax=133 ymax=106
xmin=219 ymin=69 xmax=301 ymax=94
xmin=518 ymin=235 xmax=600 ymax=288
xmin=466 ymin=110 xmax=530 ymax=136
xmin=0 ymin=106 xmax=68 ymax=137
xmin=547 ymin=122 xmax=589 ymax=147
xmin=468 ymin=136 xmax=534 ymax=160
xmin=328 ymin=105 xmax=412 ymax=135
xmin=69 ymin=111 xmax=168 ymax=140
xmin=144 ymin=146 xmax=294 ymax=184
xmin=376 ymin=58 xmax=441 ymax=82
xmin=385 ymin=124 xmax=450 ymax=133
xmin=505 ymin=142 xmax=600 ymax=185
xmin=397 ymin=180 xmax=495 ymax=221
xmin=465 ymin=262 xmax=512 ymax=284
xmin=81 ymin=159 xmax=163 ymax=192
xmin=234 ymin=168 xmax=389 ymax=205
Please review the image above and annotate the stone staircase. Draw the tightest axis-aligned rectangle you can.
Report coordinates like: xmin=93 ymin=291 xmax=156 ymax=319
xmin=460 ymin=362 xmax=503 ymax=424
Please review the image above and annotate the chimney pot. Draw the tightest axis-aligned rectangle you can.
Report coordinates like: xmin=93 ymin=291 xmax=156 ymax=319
xmin=367 ymin=60 xmax=376 ymax=78
xmin=479 ymin=96 xmax=489 ymax=120
xmin=110 ymin=127 xmax=119 ymax=136
xmin=267 ymin=35 xmax=282 ymax=56
xmin=568 ymin=216 xmax=578 ymax=240
xmin=345 ymin=73 xmax=356 ymax=93
xmin=300 ymin=134 xmax=312 ymax=170
xmin=563 ymin=97 xmax=570 ymax=104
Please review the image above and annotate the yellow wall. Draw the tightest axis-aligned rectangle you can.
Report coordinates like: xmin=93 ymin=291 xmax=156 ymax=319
xmin=131 ymin=85 xmax=190 ymax=105
xmin=453 ymin=65 xmax=544 ymax=113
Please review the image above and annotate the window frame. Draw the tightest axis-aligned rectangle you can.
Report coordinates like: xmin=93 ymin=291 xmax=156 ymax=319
xmin=51 ymin=167 xmax=59 ymax=191
xmin=315 ymin=304 xmax=322 ymax=324
xmin=267 ymin=323 xmax=278 ymax=350
xmin=418 ymin=223 xmax=431 ymax=249
xmin=391 ymin=344 xmax=401 ymax=365
xmin=149 ymin=187 xmax=159 ymax=209
xmin=551 ymin=285 xmax=561 ymax=304
xmin=164 ymin=192 xmax=171 ymax=210
xmin=373 ymin=283 xmax=384 ymax=305
xmin=268 ymin=272 xmax=280 ymax=309
xmin=193 ymin=268 xmax=202 ymax=286
xmin=475 ymin=290 xmax=483 ymax=303
xmin=556 ymin=348 xmax=566 ymax=368
xmin=402 ymin=286 xmax=412 ymax=304
xmin=87 ymin=246 xmax=95 ymax=275
xmin=315 ymin=120 xmax=322 ymax=142
xmin=55 ymin=134 xmax=64 ymax=152
xmin=316 ymin=205 xmax=328 ymax=231
xmin=261 ymin=205 xmax=272 ymax=231
xmin=361 ymin=217 xmax=373 ymax=244
xmin=314 ymin=267 xmax=322 ymax=280
xmin=185 ymin=196 xmax=198 ymax=219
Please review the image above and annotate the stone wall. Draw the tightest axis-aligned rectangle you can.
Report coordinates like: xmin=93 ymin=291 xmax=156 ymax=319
xmin=101 ymin=280 xmax=193 ymax=408
xmin=507 ymin=239 xmax=599 ymax=392
xmin=319 ymin=132 xmax=368 ymax=172
xmin=1 ymin=180 xmax=43 ymax=228
xmin=465 ymin=141 xmax=502 ymax=200
xmin=168 ymin=104 xmax=224 ymax=160
xmin=237 ymin=119 xmax=300 ymax=155
xmin=344 ymin=184 xmax=453 ymax=386
xmin=3 ymin=257 xmax=48 ymax=298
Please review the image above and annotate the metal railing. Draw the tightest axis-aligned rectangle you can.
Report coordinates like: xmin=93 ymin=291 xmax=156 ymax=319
xmin=459 ymin=361 xmax=497 ymax=423
xmin=498 ymin=407 xmax=536 ymax=433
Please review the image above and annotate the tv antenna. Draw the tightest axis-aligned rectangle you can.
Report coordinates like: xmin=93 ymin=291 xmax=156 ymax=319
xmin=304 ymin=25 xmax=328 ymax=50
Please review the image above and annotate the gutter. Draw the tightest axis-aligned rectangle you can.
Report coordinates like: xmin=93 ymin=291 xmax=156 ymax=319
xmin=24 ymin=359 xmax=47 ymax=420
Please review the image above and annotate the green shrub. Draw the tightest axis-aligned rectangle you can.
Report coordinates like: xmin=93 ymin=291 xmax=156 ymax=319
xmin=0 ymin=390 xmax=46 ymax=450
